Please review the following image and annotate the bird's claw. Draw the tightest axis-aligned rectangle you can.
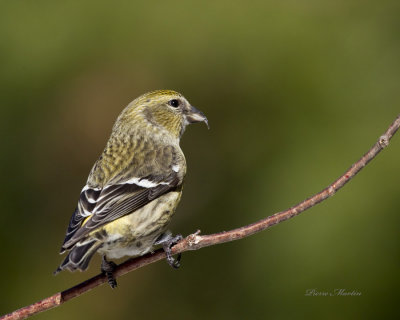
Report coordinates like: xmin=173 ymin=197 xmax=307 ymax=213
xmin=155 ymin=233 xmax=183 ymax=269
xmin=101 ymin=256 xmax=118 ymax=288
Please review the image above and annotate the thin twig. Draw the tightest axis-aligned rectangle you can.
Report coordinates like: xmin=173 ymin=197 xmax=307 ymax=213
xmin=2 ymin=114 xmax=400 ymax=320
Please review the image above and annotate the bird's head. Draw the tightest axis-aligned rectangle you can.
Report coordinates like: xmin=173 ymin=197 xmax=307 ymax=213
xmin=117 ymin=90 xmax=208 ymax=139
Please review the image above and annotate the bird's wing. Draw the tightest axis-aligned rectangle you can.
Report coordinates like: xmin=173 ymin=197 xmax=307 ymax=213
xmin=61 ymin=146 xmax=184 ymax=251
xmin=61 ymin=172 xmax=181 ymax=251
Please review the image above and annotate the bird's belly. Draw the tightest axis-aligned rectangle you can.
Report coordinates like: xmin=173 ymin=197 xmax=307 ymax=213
xmin=96 ymin=191 xmax=181 ymax=259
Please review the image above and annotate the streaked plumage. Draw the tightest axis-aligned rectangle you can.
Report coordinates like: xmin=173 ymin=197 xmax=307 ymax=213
xmin=55 ymin=90 xmax=208 ymax=282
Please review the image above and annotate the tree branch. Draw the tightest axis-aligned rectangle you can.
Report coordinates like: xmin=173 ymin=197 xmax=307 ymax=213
xmin=2 ymin=114 xmax=400 ymax=320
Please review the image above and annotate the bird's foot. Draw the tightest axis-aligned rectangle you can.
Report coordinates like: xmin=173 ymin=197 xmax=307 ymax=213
xmin=101 ymin=256 xmax=118 ymax=288
xmin=155 ymin=232 xmax=183 ymax=269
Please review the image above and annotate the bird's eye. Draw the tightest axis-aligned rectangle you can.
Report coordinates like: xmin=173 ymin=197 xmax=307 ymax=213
xmin=168 ymin=99 xmax=180 ymax=108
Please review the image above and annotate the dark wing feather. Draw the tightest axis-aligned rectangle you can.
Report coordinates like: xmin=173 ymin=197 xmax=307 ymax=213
xmin=60 ymin=187 xmax=101 ymax=251
xmin=61 ymin=173 xmax=180 ymax=250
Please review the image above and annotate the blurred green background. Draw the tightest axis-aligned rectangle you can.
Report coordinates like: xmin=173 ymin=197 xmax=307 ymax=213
xmin=1 ymin=0 xmax=399 ymax=319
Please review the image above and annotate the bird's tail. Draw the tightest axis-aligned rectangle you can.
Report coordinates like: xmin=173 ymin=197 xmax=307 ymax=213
xmin=54 ymin=240 xmax=102 ymax=274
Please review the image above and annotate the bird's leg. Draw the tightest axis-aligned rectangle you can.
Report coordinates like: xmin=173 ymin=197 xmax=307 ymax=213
xmin=101 ymin=256 xmax=118 ymax=288
xmin=154 ymin=232 xmax=183 ymax=269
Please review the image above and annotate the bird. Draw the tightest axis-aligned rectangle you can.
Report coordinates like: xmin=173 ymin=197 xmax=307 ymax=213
xmin=54 ymin=90 xmax=208 ymax=288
